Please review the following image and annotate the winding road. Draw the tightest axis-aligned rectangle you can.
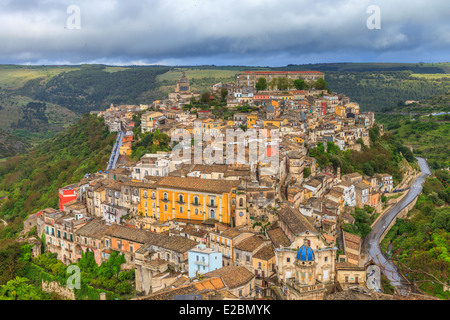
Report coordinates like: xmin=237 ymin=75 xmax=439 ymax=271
xmin=361 ymin=157 xmax=431 ymax=295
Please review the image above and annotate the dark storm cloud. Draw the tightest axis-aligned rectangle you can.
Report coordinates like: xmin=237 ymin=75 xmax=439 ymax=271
xmin=0 ymin=0 xmax=448 ymax=65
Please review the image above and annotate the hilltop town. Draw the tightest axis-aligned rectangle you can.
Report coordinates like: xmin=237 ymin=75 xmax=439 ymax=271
xmin=22 ymin=70 xmax=415 ymax=300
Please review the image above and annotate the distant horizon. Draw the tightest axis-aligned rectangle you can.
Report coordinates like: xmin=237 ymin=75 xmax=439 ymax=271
xmin=1 ymin=61 xmax=449 ymax=68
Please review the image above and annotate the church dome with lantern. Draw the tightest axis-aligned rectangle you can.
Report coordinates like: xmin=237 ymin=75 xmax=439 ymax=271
xmin=296 ymin=244 xmax=315 ymax=262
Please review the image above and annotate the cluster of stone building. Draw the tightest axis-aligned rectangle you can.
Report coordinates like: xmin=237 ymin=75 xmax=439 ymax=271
xmin=24 ymin=70 xmax=397 ymax=300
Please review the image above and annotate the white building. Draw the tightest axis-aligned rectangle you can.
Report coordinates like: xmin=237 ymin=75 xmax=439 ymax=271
xmin=131 ymin=154 xmax=171 ymax=180
xmin=188 ymin=244 xmax=223 ymax=278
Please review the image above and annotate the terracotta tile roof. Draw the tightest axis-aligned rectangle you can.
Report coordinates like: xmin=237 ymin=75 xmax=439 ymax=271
xmin=156 ymin=176 xmax=240 ymax=194
xmin=267 ymin=228 xmax=291 ymax=248
xmin=343 ymin=231 xmax=361 ymax=245
xmin=242 ymin=71 xmax=324 ymax=75
xmin=216 ymin=228 xmax=246 ymax=239
xmin=134 ymin=277 xmax=225 ymax=300
xmin=159 ymin=235 xmax=198 ymax=254
xmin=204 ymin=266 xmax=254 ymax=289
xmin=253 ymin=245 xmax=275 ymax=261
xmin=278 ymin=206 xmax=319 ymax=235
xmin=233 ymin=235 xmax=267 ymax=253
xmin=105 ymin=224 xmax=166 ymax=244
xmin=74 ymin=219 xmax=112 ymax=239
xmin=193 ymin=277 xmax=225 ymax=291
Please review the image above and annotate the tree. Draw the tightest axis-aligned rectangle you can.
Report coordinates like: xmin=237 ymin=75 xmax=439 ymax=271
xmin=220 ymin=88 xmax=228 ymax=102
xmin=255 ymin=78 xmax=267 ymax=91
xmin=277 ymin=78 xmax=289 ymax=90
xmin=314 ymin=78 xmax=327 ymax=90
xmin=200 ymin=92 xmax=211 ymax=105
xmin=293 ymin=79 xmax=307 ymax=90
xmin=0 ymin=277 xmax=42 ymax=300
xmin=363 ymin=162 xmax=375 ymax=176
xmin=303 ymin=167 xmax=311 ymax=179
xmin=78 ymin=250 xmax=98 ymax=274
xmin=97 ymin=251 xmax=126 ymax=280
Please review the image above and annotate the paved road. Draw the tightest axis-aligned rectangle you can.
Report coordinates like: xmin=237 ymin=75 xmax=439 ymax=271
xmin=362 ymin=157 xmax=431 ymax=294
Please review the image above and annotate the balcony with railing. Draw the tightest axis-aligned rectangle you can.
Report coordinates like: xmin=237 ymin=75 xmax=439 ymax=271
xmin=193 ymin=259 xmax=209 ymax=266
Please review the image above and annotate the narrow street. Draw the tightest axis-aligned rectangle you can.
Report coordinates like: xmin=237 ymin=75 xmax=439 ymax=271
xmin=362 ymin=157 xmax=431 ymax=295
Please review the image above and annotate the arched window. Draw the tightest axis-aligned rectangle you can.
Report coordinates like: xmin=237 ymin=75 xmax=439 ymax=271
xmin=195 ymin=208 xmax=199 ymax=215
xmin=239 ymin=198 xmax=244 ymax=207
xmin=179 ymin=194 xmax=184 ymax=203
xmin=163 ymin=193 xmax=168 ymax=201
xmin=194 ymin=196 xmax=199 ymax=205
xmin=164 ymin=204 xmax=168 ymax=211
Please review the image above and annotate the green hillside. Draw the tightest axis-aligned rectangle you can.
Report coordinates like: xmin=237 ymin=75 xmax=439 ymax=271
xmin=0 ymin=114 xmax=116 ymax=241
xmin=0 ymin=129 xmax=29 ymax=158
xmin=376 ymin=93 xmax=450 ymax=170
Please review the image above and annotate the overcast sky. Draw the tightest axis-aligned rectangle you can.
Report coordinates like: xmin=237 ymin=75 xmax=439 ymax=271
xmin=0 ymin=0 xmax=449 ymax=66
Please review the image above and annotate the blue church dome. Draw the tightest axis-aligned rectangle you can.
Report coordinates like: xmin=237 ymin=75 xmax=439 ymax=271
xmin=296 ymin=245 xmax=315 ymax=261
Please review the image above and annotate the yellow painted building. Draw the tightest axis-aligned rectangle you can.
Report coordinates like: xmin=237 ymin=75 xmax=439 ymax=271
xmin=335 ymin=105 xmax=346 ymax=117
xmin=294 ymin=136 xmax=304 ymax=144
xmin=138 ymin=177 xmax=240 ymax=225
xmin=303 ymin=188 xmax=312 ymax=201
xmin=263 ymin=118 xmax=288 ymax=128
xmin=246 ymin=115 xmax=257 ymax=129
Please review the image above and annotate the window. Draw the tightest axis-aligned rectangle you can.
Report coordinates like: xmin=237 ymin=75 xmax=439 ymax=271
xmin=324 ymin=257 xmax=328 ymax=262
xmin=164 ymin=193 xmax=168 ymax=201
xmin=164 ymin=204 xmax=168 ymax=211
xmin=287 ymin=258 xmax=290 ymax=263
xmin=144 ymin=191 xmax=147 ymax=198
xmin=194 ymin=196 xmax=199 ymax=205
xmin=195 ymin=208 xmax=198 ymax=215
xmin=239 ymin=198 xmax=244 ymax=207
xmin=180 ymin=207 xmax=183 ymax=213
xmin=179 ymin=194 xmax=183 ymax=203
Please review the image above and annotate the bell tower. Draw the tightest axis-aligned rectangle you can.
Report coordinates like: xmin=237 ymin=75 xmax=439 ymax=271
xmin=235 ymin=185 xmax=247 ymax=227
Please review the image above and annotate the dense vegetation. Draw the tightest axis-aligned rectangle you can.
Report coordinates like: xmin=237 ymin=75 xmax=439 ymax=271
xmin=22 ymin=65 xmax=170 ymax=114
xmin=0 ymin=129 xmax=29 ymax=158
xmin=308 ymin=125 xmax=414 ymax=184
xmin=381 ymin=171 xmax=450 ymax=299
xmin=325 ymin=71 xmax=450 ymax=112
xmin=343 ymin=206 xmax=378 ymax=239
xmin=376 ymin=93 xmax=450 ymax=170
xmin=130 ymin=129 xmax=171 ymax=161
xmin=0 ymin=114 xmax=115 ymax=242
xmin=0 ymin=242 xmax=133 ymax=300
